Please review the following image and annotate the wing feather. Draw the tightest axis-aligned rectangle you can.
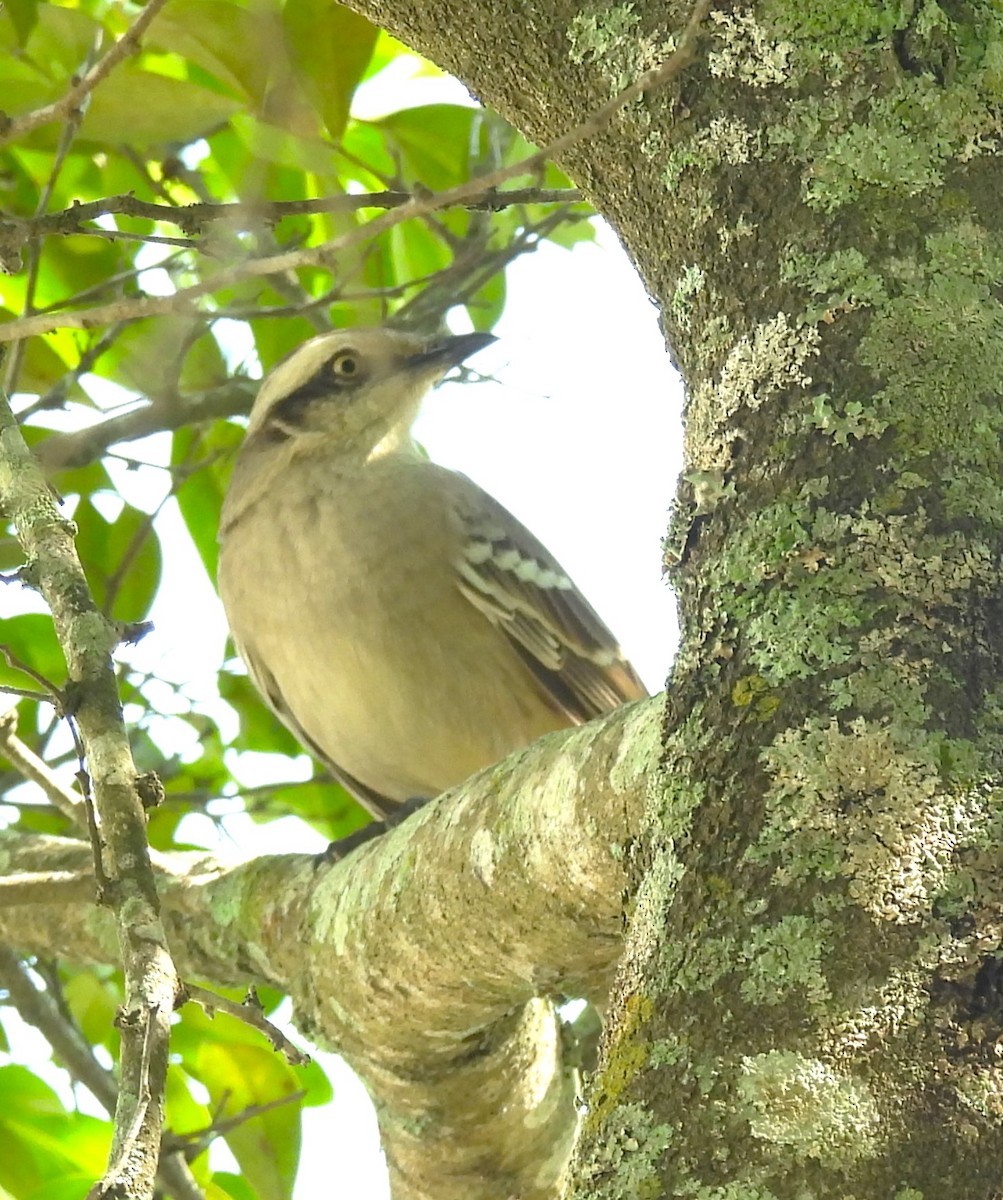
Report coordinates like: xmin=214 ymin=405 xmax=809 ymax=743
xmin=452 ymin=483 xmax=648 ymax=723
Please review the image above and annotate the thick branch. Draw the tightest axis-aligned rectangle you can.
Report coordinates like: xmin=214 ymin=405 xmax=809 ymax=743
xmin=0 ymin=697 xmax=660 ymax=1200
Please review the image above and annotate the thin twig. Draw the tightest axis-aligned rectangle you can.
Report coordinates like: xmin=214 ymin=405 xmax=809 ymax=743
xmin=0 ymin=645 xmax=64 ymax=705
xmin=0 ymin=0 xmax=712 ymax=344
xmin=0 ymin=708 xmax=86 ymax=826
xmin=0 ymin=0 xmax=172 ymax=148
xmin=31 ymin=205 xmax=578 ymax=470
xmin=185 ymin=984 xmax=312 ymax=1066
xmin=2 ymin=186 xmax=584 ymax=241
xmin=163 ymin=1088 xmax=308 ymax=1153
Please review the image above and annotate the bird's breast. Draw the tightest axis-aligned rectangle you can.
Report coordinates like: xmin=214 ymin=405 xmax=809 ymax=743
xmin=217 ymin=461 xmax=565 ymax=802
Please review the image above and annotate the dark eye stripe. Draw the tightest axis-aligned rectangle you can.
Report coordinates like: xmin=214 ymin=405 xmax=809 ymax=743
xmin=265 ymin=372 xmax=342 ymax=433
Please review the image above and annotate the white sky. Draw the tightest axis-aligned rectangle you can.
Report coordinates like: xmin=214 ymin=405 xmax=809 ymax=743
xmin=1 ymin=55 xmax=686 ymax=1199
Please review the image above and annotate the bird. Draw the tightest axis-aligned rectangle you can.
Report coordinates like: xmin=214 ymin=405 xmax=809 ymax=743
xmin=217 ymin=327 xmax=648 ymax=840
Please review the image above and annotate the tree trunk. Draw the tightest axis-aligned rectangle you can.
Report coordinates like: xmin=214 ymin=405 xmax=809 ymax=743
xmin=341 ymin=0 xmax=1003 ymax=1194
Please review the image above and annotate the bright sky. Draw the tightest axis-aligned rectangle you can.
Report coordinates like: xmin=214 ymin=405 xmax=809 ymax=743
xmin=2 ymin=53 xmax=686 ymax=1199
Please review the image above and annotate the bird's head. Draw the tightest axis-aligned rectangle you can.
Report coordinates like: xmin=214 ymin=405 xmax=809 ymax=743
xmin=244 ymin=327 xmax=496 ymax=461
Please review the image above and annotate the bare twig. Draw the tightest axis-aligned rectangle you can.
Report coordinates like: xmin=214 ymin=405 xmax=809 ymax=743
xmin=164 ymin=1089 xmax=308 ymax=1153
xmin=2 ymin=186 xmax=584 ymax=242
xmin=34 ymin=379 xmax=257 ymax=470
xmin=0 ymin=708 xmax=86 ymax=826
xmin=0 ymin=0 xmax=712 ymax=344
xmin=0 ymin=645 xmax=64 ymax=704
xmin=32 ymin=205 xmax=579 ymax=470
xmin=185 ymin=984 xmax=312 ymax=1066
xmin=20 ymin=322 xmax=131 ymax=418
xmin=0 ymin=0 xmax=172 ymax=148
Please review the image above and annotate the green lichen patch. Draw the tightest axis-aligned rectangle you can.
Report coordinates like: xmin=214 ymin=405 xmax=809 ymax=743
xmin=707 ymin=10 xmax=796 ymax=89
xmin=738 ymin=915 xmax=833 ymax=1010
xmin=756 ymin=716 xmax=991 ymax=924
xmin=575 ymin=1100 xmax=673 ymax=1200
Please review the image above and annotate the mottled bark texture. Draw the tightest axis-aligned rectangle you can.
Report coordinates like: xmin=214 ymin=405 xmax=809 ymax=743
xmin=341 ymin=0 xmax=1003 ymax=1196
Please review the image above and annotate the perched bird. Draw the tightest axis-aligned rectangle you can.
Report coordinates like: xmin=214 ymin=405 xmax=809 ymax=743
xmin=217 ymin=327 xmax=647 ymax=833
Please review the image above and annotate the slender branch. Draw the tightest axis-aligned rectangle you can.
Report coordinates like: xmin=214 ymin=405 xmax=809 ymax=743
xmin=0 ymin=0 xmax=172 ymax=148
xmin=32 ymin=205 xmax=577 ymax=471
xmin=34 ymin=379 xmax=256 ymax=470
xmin=0 ymin=0 xmax=711 ymax=344
xmin=0 ymin=387 xmax=182 ymax=1200
xmin=0 ymin=712 xmax=85 ymax=825
xmin=164 ymin=1090 xmax=307 ymax=1153
xmin=1 ymin=186 xmax=584 ymax=241
xmin=184 ymin=984 xmax=312 ymax=1066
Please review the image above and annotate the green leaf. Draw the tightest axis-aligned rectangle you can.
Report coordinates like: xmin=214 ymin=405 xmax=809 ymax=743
xmin=0 ymin=1066 xmax=110 ymax=1196
xmin=283 ymin=1 xmax=378 ymax=140
xmin=80 ymin=64 xmax=243 ymax=146
xmin=0 ymin=613 xmax=66 ymax=694
xmin=63 ymin=970 xmax=122 ymax=1056
xmin=387 ymin=219 xmax=450 ymax=285
xmin=374 ymin=104 xmax=479 ymax=189
xmin=227 ymin=111 xmax=338 ymax=178
xmin=17 ymin=4 xmax=98 ymax=91
xmin=72 ymin=497 xmax=163 ymax=621
xmin=360 ymin=28 xmax=440 ymax=83
xmin=211 ymin=1172 xmax=261 ymax=1200
xmin=0 ymin=316 xmax=74 ymax=396
xmin=218 ymin=668 xmax=303 ymax=758
xmin=466 ymin=268 xmax=506 ymax=331
xmin=177 ymin=1009 xmax=307 ymax=1200
xmin=148 ymin=0 xmax=274 ymax=99
xmin=86 ymin=316 xmax=220 ymax=399
xmin=2 ymin=0 xmax=38 ymax=45
xmin=180 ymin=327 xmax=231 ymax=393
xmin=164 ymin=1065 xmax=212 ymax=1143
xmin=544 ymin=213 xmax=597 ymax=250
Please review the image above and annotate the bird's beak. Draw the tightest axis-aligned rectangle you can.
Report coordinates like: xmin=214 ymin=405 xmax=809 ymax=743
xmin=406 ymin=332 xmax=497 ymax=374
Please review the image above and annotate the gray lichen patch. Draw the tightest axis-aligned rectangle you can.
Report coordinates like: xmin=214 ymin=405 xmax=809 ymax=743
xmin=686 ymin=314 xmax=820 ymax=475
xmin=737 ymin=1050 xmax=882 ymax=1164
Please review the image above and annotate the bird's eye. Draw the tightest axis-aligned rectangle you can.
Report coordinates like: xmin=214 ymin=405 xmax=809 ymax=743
xmin=331 ymin=351 xmax=360 ymax=381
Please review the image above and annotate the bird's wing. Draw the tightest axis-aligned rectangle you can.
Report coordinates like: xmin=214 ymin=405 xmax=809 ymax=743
xmin=450 ymin=478 xmax=649 ymax=723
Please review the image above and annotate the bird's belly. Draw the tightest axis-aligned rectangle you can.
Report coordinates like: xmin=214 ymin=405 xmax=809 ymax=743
xmin=221 ymin=503 xmax=564 ymax=802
